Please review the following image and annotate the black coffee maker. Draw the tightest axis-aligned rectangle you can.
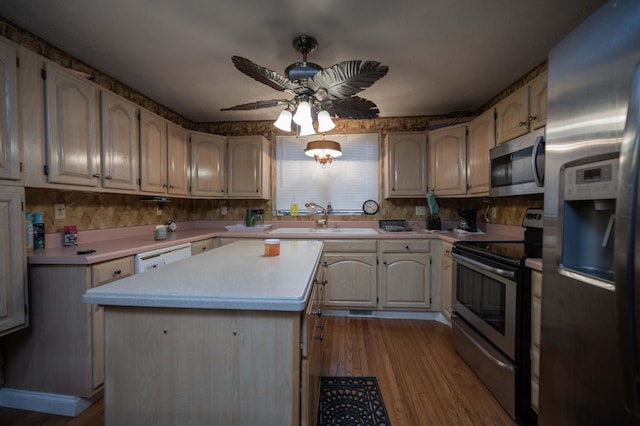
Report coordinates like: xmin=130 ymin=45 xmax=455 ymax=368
xmin=458 ymin=209 xmax=477 ymax=232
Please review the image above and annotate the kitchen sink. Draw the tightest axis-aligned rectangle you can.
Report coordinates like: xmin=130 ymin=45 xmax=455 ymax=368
xmin=269 ymin=227 xmax=379 ymax=235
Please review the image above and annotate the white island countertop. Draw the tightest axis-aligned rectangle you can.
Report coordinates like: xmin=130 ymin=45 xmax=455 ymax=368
xmin=83 ymin=239 xmax=324 ymax=312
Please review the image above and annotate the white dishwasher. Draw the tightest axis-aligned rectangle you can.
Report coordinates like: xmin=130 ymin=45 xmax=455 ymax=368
xmin=134 ymin=242 xmax=192 ymax=274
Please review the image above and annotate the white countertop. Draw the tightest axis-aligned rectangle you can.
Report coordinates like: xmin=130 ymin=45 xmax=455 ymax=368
xmin=83 ymin=239 xmax=324 ymax=312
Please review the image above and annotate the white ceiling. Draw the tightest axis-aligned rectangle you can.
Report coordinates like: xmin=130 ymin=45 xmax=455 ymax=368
xmin=0 ymin=0 xmax=606 ymax=123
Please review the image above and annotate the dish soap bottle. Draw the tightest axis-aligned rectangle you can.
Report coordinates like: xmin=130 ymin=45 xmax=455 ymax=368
xmin=290 ymin=198 xmax=299 ymax=217
xmin=327 ymin=202 xmax=333 ymax=215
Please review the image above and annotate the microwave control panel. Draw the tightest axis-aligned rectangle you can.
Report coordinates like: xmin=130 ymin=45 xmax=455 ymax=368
xmin=564 ymin=158 xmax=618 ymax=200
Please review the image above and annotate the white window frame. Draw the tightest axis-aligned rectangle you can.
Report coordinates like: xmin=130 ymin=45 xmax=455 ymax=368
xmin=274 ymin=133 xmax=380 ymax=215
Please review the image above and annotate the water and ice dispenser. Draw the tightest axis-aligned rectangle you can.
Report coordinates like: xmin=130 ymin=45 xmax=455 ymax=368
xmin=561 ymin=157 xmax=618 ymax=282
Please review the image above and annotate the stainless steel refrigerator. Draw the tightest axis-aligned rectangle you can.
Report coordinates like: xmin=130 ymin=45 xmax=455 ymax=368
xmin=541 ymin=0 xmax=640 ymax=424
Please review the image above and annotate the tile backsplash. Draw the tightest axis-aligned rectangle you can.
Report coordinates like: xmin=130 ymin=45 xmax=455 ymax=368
xmin=27 ymin=187 xmax=542 ymax=233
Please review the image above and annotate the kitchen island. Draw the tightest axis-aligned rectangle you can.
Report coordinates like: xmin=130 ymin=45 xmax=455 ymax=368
xmin=83 ymin=239 xmax=325 ymax=426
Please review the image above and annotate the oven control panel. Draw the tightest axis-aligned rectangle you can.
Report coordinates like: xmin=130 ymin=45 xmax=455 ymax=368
xmin=564 ymin=158 xmax=618 ymax=200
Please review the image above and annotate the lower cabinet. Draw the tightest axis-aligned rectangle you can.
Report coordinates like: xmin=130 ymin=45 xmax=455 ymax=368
xmin=3 ymin=256 xmax=133 ymax=397
xmin=531 ymin=269 xmax=542 ymax=413
xmin=441 ymin=241 xmax=453 ymax=322
xmin=379 ymin=240 xmax=431 ymax=309
xmin=322 ymin=240 xmax=378 ymax=309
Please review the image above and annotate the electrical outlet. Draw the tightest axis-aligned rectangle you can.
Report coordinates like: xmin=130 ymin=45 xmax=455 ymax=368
xmin=156 ymin=205 xmax=162 ymax=216
xmin=54 ymin=203 xmax=66 ymax=220
xmin=221 ymin=205 xmax=228 ymax=216
xmin=415 ymin=206 xmax=426 ymax=216
xmin=491 ymin=207 xmax=497 ymax=219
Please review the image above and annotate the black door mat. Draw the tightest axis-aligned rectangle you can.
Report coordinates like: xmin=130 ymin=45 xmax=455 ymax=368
xmin=318 ymin=376 xmax=391 ymax=425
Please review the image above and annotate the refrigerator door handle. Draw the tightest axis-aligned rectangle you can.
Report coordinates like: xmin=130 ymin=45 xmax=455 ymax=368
xmin=532 ymin=135 xmax=545 ymax=187
xmin=616 ymin=62 xmax=640 ymax=418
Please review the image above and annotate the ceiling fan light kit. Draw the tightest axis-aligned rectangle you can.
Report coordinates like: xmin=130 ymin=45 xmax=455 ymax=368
xmin=305 ymin=138 xmax=343 ymax=168
xmin=222 ymin=34 xmax=388 ymax=140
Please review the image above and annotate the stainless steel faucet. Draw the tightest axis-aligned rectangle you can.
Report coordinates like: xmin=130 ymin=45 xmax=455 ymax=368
xmin=305 ymin=202 xmax=328 ymax=228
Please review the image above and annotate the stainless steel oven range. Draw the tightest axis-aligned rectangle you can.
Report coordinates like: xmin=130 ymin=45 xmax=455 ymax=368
xmin=451 ymin=208 xmax=542 ymax=423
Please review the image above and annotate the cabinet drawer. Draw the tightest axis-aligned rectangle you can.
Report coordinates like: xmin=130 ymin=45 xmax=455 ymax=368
xmin=380 ymin=239 xmax=431 ymax=253
xmin=191 ymin=238 xmax=214 ymax=255
xmin=442 ymin=241 xmax=453 ymax=257
xmin=91 ymin=256 xmax=134 ymax=286
xmin=323 ymin=239 xmax=377 ymax=252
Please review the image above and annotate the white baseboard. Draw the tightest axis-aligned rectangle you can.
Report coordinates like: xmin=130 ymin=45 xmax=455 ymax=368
xmin=0 ymin=387 xmax=96 ymax=416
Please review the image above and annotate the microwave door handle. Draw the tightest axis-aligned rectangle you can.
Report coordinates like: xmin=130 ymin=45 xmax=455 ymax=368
xmin=616 ymin=63 xmax=640 ymax=417
xmin=531 ymin=135 xmax=545 ymax=187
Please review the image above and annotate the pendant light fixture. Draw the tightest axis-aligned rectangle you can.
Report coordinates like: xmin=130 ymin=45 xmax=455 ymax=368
xmin=304 ymin=133 xmax=342 ymax=167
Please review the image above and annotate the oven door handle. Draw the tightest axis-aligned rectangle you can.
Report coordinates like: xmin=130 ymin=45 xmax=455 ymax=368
xmin=452 ymin=252 xmax=515 ymax=279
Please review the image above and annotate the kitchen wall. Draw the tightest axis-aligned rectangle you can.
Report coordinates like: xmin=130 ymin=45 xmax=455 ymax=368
xmin=3 ymin=17 xmax=543 ymax=233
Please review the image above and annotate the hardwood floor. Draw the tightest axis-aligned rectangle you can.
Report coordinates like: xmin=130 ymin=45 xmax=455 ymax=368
xmin=0 ymin=316 xmax=515 ymax=425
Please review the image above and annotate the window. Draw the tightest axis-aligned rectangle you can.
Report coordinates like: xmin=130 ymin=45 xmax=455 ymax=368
xmin=275 ymin=133 xmax=379 ymax=215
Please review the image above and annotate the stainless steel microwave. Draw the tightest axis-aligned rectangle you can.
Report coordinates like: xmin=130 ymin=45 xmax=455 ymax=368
xmin=489 ymin=127 xmax=545 ymax=197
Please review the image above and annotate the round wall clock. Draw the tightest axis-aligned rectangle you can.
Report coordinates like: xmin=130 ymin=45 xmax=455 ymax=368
xmin=362 ymin=200 xmax=379 ymax=215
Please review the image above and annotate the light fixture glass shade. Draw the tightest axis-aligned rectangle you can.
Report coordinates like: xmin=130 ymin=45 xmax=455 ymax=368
xmin=273 ymin=110 xmax=292 ymax=132
xmin=292 ymin=100 xmax=312 ymax=126
xmin=316 ymin=110 xmax=336 ymax=132
xmin=305 ymin=140 xmax=343 ymax=158
xmin=299 ymin=121 xmax=316 ymax=136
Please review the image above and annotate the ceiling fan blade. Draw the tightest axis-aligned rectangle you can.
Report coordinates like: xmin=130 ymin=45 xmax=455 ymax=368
xmin=231 ymin=56 xmax=298 ymax=92
xmin=327 ymin=97 xmax=381 ymax=119
xmin=308 ymin=60 xmax=389 ymax=100
xmin=220 ymin=99 xmax=289 ymax=111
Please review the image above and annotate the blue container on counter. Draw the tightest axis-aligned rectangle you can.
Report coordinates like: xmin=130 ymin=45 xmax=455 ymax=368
xmin=33 ymin=212 xmax=45 ymax=250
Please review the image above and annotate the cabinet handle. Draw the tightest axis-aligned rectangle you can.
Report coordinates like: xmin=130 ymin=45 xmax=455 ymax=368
xmin=392 ymin=187 xmax=395 ymax=191
xmin=322 ymin=261 xmax=328 ymax=268
xmin=312 ymin=309 xmax=322 ymax=317
xmin=445 ymin=249 xmax=451 ymax=255
xmin=317 ymin=322 xmax=325 ymax=329
xmin=163 ymin=184 xmax=168 ymax=188
xmin=518 ymin=121 xmax=527 ymax=126
xmin=405 ymin=245 xmax=410 ymax=250
xmin=320 ymin=280 xmax=327 ymax=286
xmin=92 ymin=173 xmax=100 ymax=178
xmin=169 ymin=185 xmax=174 ymax=189
xmin=105 ymin=175 xmax=113 ymax=180
xmin=315 ymin=334 xmax=324 ymax=342
xmin=112 ymin=269 xmax=122 ymax=278
xmin=529 ymin=115 xmax=537 ymax=121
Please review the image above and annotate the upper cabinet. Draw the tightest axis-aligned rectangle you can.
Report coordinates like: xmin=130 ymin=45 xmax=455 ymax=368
xmin=139 ymin=110 xmax=169 ymax=194
xmin=428 ymin=124 xmax=467 ymax=197
xmin=384 ymin=132 xmax=428 ymax=198
xmin=466 ymin=108 xmax=496 ymax=196
xmin=190 ymin=131 xmax=226 ymax=198
xmin=0 ymin=186 xmax=27 ymax=336
xmin=227 ymin=136 xmax=270 ymax=199
xmin=100 ymin=91 xmax=139 ymax=191
xmin=0 ymin=39 xmax=20 ymax=183
xmin=529 ymin=72 xmax=548 ymax=130
xmin=496 ymin=72 xmax=548 ymax=144
xmin=166 ymin=122 xmax=188 ymax=196
xmin=44 ymin=63 xmax=101 ymax=187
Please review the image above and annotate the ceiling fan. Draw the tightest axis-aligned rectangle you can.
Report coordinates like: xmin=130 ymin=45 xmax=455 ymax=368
xmin=221 ymin=35 xmax=389 ymax=134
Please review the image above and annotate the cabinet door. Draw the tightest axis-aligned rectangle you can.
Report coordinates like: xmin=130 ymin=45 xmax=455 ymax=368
xmin=323 ymin=253 xmax=377 ymax=308
xmin=380 ymin=253 xmax=431 ymax=309
xmin=0 ymin=186 xmax=27 ymax=336
xmin=190 ymin=132 xmax=226 ymax=197
xmin=385 ymin=132 xmax=427 ymax=198
xmin=44 ymin=63 xmax=100 ymax=186
xmin=139 ymin=110 xmax=167 ymax=193
xmin=227 ymin=136 xmax=270 ymax=199
xmin=167 ymin=122 xmax=188 ymax=196
xmin=100 ymin=91 xmax=139 ymax=191
xmin=0 ymin=40 xmax=20 ymax=181
xmin=496 ymin=85 xmax=529 ymax=144
xmin=467 ymin=108 xmax=496 ymax=195
xmin=429 ymin=124 xmax=467 ymax=196
xmin=529 ymin=73 xmax=548 ymax=130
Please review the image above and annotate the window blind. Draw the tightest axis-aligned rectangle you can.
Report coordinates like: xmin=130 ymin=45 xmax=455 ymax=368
xmin=275 ymin=133 xmax=380 ymax=214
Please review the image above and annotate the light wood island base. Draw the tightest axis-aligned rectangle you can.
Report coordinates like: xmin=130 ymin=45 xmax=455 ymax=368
xmin=104 ymin=306 xmax=301 ymax=425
